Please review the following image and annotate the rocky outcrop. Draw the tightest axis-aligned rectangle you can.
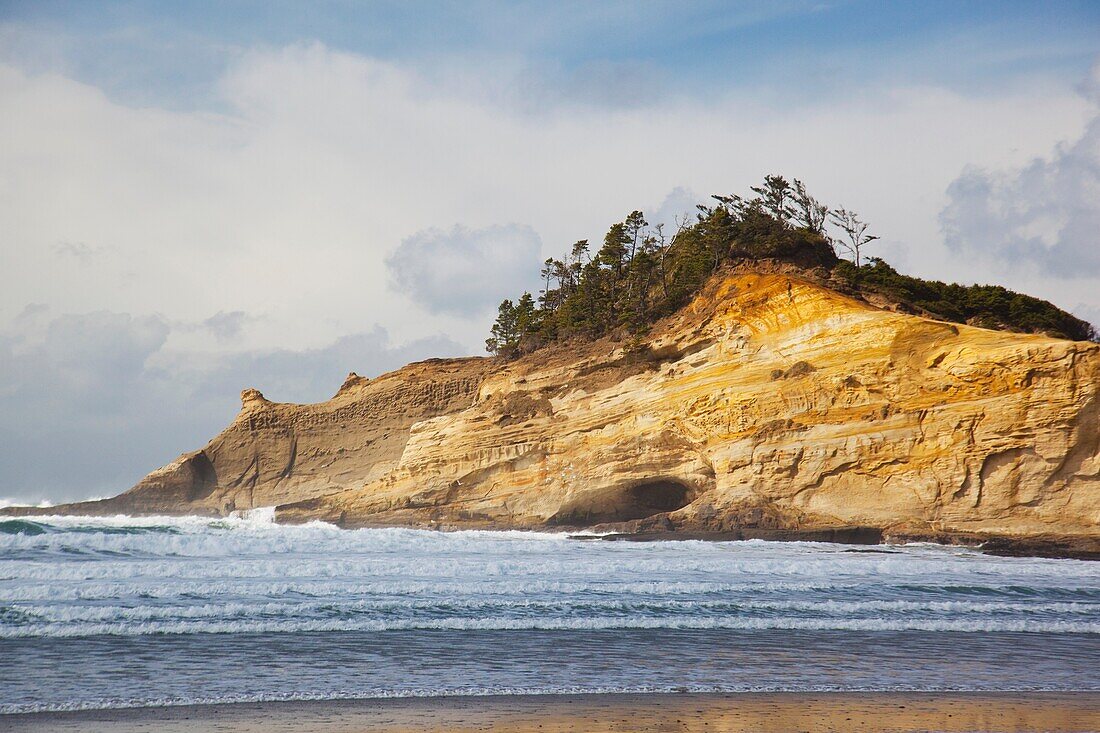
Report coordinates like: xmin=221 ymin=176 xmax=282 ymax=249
xmin=10 ymin=268 xmax=1100 ymax=555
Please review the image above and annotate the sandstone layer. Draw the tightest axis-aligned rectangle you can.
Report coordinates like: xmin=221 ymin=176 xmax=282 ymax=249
xmin=12 ymin=268 xmax=1100 ymax=555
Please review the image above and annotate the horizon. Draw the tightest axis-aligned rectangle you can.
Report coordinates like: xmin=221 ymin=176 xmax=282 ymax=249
xmin=2 ymin=0 xmax=1100 ymax=503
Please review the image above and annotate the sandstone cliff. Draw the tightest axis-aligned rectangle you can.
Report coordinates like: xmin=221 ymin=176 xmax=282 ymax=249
xmin=13 ymin=268 xmax=1100 ymax=554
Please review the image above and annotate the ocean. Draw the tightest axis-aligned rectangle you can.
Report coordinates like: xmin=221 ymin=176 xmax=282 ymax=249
xmin=1 ymin=510 xmax=1097 ymax=714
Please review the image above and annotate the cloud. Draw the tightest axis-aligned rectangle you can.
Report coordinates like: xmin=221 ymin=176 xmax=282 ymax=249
xmin=0 ymin=308 xmax=464 ymax=503
xmin=386 ymin=224 xmax=543 ymax=316
xmin=647 ymin=186 xmax=701 ymax=233
xmin=52 ymin=241 xmax=106 ymax=264
xmin=1072 ymin=303 xmax=1100 ymax=334
xmin=940 ymin=61 xmax=1100 ymax=278
xmin=0 ymin=309 xmax=176 ymax=500
xmin=202 ymin=310 xmax=249 ymax=342
xmin=186 ymin=326 xmax=465 ymax=407
xmin=1 ymin=310 xmax=170 ymax=418
xmin=14 ymin=302 xmax=49 ymax=323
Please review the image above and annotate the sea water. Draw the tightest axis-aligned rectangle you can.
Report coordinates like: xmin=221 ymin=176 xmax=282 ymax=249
xmin=0 ymin=509 xmax=1097 ymax=713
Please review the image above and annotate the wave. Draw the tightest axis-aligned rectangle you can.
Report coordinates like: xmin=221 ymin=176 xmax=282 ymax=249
xmin=7 ymin=597 xmax=1097 ymax=623
xmin=0 ymin=513 xmax=1091 ymax=572
xmin=0 ymin=577 xmax=863 ymax=602
xmin=3 ymin=531 xmax=1094 ymax=579
xmin=5 ymin=560 xmax=1097 ymax=597
xmin=0 ymin=511 xmax=1093 ymax=567
xmin=11 ymin=678 xmax=1098 ymax=716
xmin=3 ymin=613 xmax=1098 ymax=639
xmin=0 ymin=519 xmax=48 ymax=536
xmin=0 ymin=512 xmax=598 ymax=562
xmin=0 ymin=509 xmax=565 ymax=539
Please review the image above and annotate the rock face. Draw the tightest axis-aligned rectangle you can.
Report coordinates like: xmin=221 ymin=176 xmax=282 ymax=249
xmin=15 ymin=268 xmax=1100 ymax=550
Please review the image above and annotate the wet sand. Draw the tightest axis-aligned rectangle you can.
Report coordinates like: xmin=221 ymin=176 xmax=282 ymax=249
xmin=5 ymin=692 xmax=1099 ymax=733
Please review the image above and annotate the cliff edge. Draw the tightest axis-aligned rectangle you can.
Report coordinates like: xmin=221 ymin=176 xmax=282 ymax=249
xmin=10 ymin=268 xmax=1099 ymax=556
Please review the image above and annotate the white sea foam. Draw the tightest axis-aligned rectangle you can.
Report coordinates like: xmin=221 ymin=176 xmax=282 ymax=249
xmin=0 ymin=497 xmax=54 ymax=509
xmin=0 ymin=578 xmax=857 ymax=602
xmin=3 ymin=615 xmax=1099 ymax=639
xmin=8 ymin=597 xmax=1097 ymax=622
xmin=10 ymin=679 xmax=1081 ymax=716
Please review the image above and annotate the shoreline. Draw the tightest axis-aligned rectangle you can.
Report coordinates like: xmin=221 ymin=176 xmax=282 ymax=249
xmin=576 ymin=528 xmax=1100 ymax=560
xmin=4 ymin=510 xmax=1098 ymax=560
xmin=5 ymin=692 xmax=1099 ymax=733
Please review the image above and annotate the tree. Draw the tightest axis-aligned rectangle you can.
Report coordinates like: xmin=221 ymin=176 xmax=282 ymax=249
xmin=565 ymin=240 xmax=589 ymax=294
xmin=709 ymin=193 xmax=746 ymax=215
xmin=693 ymin=203 xmax=739 ymax=268
xmin=514 ymin=292 xmax=538 ymax=341
xmin=568 ymin=259 xmax=608 ymax=335
xmin=599 ymin=223 xmax=629 ymax=275
xmin=828 ymin=207 xmax=878 ymax=267
xmin=623 ymin=210 xmax=648 ymax=262
xmin=791 ymin=179 xmax=828 ymax=236
xmin=595 ymin=221 xmax=633 ymax=325
xmin=540 ymin=257 xmax=555 ymax=296
xmin=487 ymin=293 xmax=541 ymax=357
xmin=655 ymin=215 xmax=692 ymax=299
xmin=539 ymin=257 xmax=564 ymax=313
xmin=750 ymin=174 xmax=794 ymax=224
xmin=485 ymin=299 xmax=519 ymax=357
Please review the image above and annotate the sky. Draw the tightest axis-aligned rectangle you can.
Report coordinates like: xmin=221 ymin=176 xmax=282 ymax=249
xmin=1 ymin=1 xmax=1099 ymax=504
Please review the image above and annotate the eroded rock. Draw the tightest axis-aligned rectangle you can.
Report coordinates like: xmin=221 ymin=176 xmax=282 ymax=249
xmin=12 ymin=269 xmax=1099 ymax=554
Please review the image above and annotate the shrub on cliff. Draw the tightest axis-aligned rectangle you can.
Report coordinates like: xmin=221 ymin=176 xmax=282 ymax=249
xmin=834 ymin=259 xmax=1095 ymax=341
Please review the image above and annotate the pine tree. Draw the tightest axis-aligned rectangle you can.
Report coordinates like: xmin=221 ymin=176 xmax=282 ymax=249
xmin=750 ymin=174 xmax=794 ymax=224
xmin=485 ymin=299 xmax=519 ymax=357
xmin=515 ymin=292 xmax=538 ymax=342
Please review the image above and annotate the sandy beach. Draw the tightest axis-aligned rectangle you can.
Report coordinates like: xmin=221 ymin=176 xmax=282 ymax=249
xmin=5 ymin=692 xmax=1099 ymax=733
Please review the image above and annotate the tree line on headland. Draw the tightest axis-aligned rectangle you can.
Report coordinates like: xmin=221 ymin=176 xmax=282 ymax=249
xmin=487 ymin=175 xmax=1096 ymax=357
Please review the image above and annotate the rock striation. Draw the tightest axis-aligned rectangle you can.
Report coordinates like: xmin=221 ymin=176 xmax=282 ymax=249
xmin=11 ymin=267 xmax=1100 ymax=556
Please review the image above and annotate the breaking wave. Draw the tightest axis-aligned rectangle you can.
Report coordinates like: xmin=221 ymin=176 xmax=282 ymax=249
xmin=3 ymin=613 xmax=1098 ymax=639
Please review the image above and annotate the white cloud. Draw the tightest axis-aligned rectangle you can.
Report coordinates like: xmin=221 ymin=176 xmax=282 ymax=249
xmin=51 ymin=241 xmax=108 ymax=264
xmin=647 ymin=186 xmax=701 ymax=233
xmin=1072 ymin=303 xmax=1100 ymax=334
xmin=202 ymin=310 xmax=250 ymax=342
xmin=940 ymin=61 xmax=1100 ymax=278
xmin=386 ymin=223 xmax=543 ymax=316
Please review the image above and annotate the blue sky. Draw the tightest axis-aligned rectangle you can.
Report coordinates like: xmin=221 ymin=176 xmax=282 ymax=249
xmin=1 ymin=2 xmax=1099 ymax=502
xmin=5 ymin=1 xmax=1099 ymax=106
